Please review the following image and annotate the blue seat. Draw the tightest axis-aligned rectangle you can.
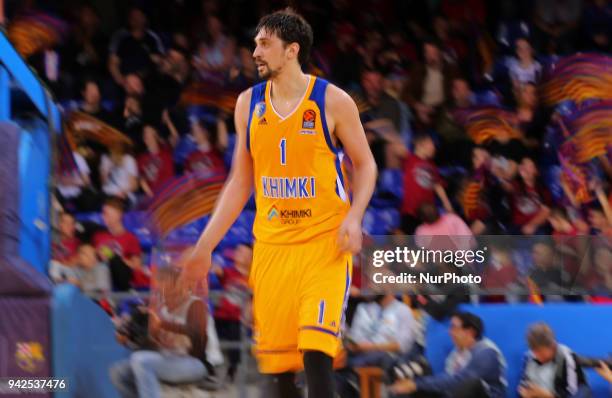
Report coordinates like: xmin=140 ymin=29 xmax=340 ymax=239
xmin=363 ymin=208 xmax=397 ymax=235
xmin=474 ymin=89 xmax=502 ymax=106
xmin=371 ymin=169 xmax=403 ymax=209
xmin=74 ymin=212 xmax=104 ymax=226
xmin=173 ymin=135 xmax=198 ymax=166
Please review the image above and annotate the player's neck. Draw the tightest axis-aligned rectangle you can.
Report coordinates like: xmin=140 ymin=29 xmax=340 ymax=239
xmin=270 ymin=68 xmax=309 ymax=102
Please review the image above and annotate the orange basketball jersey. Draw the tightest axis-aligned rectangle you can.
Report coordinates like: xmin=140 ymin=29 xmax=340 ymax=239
xmin=246 ymin=76 xmax=350 ymax=244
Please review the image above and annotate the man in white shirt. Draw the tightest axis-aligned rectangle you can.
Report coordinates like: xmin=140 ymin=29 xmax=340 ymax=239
xmin=347 ymin=294 xmax=416 ymax=368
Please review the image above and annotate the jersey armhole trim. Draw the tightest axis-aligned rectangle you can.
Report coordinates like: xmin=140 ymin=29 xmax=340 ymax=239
xmin=246 ymin=82 xmax=266 ymax=153
xmin=309 ymin=78 xmax=338 ymax=154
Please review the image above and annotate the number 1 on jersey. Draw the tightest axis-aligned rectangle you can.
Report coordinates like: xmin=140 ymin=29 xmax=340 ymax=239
xmin=280 ymin=138 xmax=287 ymax=166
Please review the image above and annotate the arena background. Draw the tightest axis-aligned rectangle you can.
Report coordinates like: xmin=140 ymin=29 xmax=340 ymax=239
xmin=1 ymin=0 xmax=612 ymax=397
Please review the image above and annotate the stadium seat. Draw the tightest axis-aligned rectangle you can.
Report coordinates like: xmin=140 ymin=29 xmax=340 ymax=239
xmin=371 ymin=169 xmax=403 ymax=209
xmin=473 ymin=89 xmax=502 ymax=106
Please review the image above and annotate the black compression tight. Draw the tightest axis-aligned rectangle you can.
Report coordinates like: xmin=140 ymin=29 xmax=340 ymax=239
xmin=263 ymin=351 xmax=335 ymax=398
xmin=303 ymin=350 xmax=335 ymax=398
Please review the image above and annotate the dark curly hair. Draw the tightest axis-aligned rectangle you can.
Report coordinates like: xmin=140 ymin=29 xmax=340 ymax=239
xmin=255 ymin=8 xmax=313 ymax=66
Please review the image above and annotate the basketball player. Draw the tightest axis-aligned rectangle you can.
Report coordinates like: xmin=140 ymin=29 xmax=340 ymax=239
xmin=180 ymin=9 xmax=377 ymax=397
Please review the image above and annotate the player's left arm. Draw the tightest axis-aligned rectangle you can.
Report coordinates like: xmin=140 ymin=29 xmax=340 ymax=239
xmin=327 ymin=85 xmax=378 ymax=253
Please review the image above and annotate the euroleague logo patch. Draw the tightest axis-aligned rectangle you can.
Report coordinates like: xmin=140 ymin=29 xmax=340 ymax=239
xmin=302 ymin=109 xmax=316 ymax=129
xmin=255 ymin=102 xmax=266 ymax=118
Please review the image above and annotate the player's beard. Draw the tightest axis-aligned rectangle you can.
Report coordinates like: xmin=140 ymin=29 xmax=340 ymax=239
xmin=257 ymin=62 xmax=279 ymax=80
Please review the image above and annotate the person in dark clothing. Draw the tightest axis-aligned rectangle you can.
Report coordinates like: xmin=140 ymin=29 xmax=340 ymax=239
xmin=391 ymin=312 xmax=507 ymax=398
xmin=519 ymin=323 xmax=590 ymax=398
xmin=108 ymin=6 xmax=165 ymax=86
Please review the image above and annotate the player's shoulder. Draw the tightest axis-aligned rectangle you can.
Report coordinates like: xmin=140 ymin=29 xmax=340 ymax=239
xmin=321 ymin=80 xmax=356 ymax=112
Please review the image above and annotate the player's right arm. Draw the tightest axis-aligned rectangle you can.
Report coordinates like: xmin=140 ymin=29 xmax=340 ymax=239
xmin=180 ymin=89 xmax=254 ymax=286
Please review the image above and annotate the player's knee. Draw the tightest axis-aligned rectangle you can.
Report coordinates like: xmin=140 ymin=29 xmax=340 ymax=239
xmin=129 ymin=350 xmax=158 ymax=372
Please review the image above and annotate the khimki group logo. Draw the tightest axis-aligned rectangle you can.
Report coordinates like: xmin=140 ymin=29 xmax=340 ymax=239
xmin=267 ymin=205 xmax=279 ymax=221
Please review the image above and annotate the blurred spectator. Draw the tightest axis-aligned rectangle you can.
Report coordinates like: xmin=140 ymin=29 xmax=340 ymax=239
xmin=391 ymin=311 xmax=507 ymax=398
xmin=346 ymin=294 xmax=416 ymax=367
xmin=193 ymin=15 xmax=236 ymax=82
xmin=150 ymin=46 xmax=191 ymax=109
xmin=502 ymin=157 xmax=552 ymax=235
xmin=358 ymin=30 xmax=385 ymax=71
xmin=507 ymin=38 xmax=542 ymax=88
xmin=457 ymin=146 xmax=495 ymax=234
xmin=582 ymin=0 xmax=612 ymax=52
xmin=359 ymin=69 xmax=385 ymax=116
xmin=56 ymin=150 xmax=96 ymax=212
xmin=137 ymin=125 xmax=175 ymax=199
xmin=549 ymin=207 xmax=579 ymax=238
xmin=108 ymin=6 xmax=164 ymax=86
xmin=93 ymin=198 xmax=147 ymax=291
xmin=73 ymin=243 xmax=111 ymax=295
xmin=519 ymin=322 xmax=590 ymax=398
xmin=329 ymin=23 xmax=362 ymax=90
xmin=433 ymin=14 xmax=468 ymax=65
xmin=184 ymin=119 xmax=227 ymax=176
xmin=482 ymin=245 xmax=519 ymax=298
xmin=79 ymin=78 xmax=112 ymax=122
xmin=404 ymin=40 xmax=458 ymax=126
xmin=587 ymin=204 xmax=612 ymax=236
xmin=62 ymin=5 xmax=108 ymax=84
xmin=515 ymin=82 xmax=550 ymax=146
xmin=121 ymin=73 xmax=165 ymax=126
xmin=110 ymin=267 xmax=208 ymax=398
xmin=548 ymin=206 xmax=585 ymax=277
xmin=529 ymin=241 xmax=567 ymax=296
xmin=435 ymin=77 xmax=475 ymax=166
xmin=363 ymin=118 xmax=409 ymax=171
xmin=533 ymin=0 xmax=582 ymax=55
xmin=228 ymin=45 xmax=258 ymax=89
xmin=121 ymin=93 xmax=145 ymax=144
xmin=378 ymin=69 xmax=413 ymax=147
xmin=586 ymin=246 xmax=612 ymax=293
xmin=212 ymin=243 xmax=253 ymax=382
xmin=587 ymin=183 xmax=612 ymax=236
xmin=124 ymin=73 xmax=146 ymax=98
xmin=401 ymin=133 xmax=453 ymax=234
xmin=415 ymin=202 xmax=473 ymax=238
xmin=450 ymin=76 xmax=475 ymax=109
xmin=336 ymin=294 xmax=416 ymax=397
xmin=100 ymin=143 xmax=139 ymax=206
xmin=50 ymin=212 xmax=81 ymax=283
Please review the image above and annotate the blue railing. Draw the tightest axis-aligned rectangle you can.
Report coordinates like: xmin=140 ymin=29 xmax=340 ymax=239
xmin=0 ymin=29 xmax=61 ymax=130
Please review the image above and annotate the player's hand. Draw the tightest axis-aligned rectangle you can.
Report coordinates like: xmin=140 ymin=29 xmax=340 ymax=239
xmin=337 ymin=213 xmax=363 ymax=254
xmin=177 ymin=247 xmax=211 ymax=294
xmin=596 ymin=361 xmax=612 ymax=383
